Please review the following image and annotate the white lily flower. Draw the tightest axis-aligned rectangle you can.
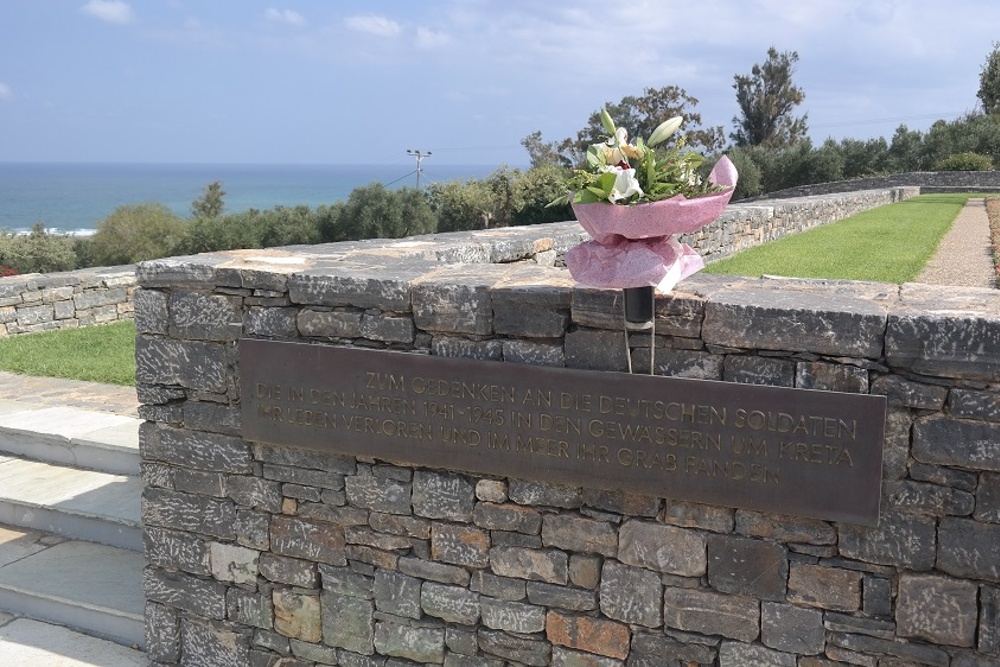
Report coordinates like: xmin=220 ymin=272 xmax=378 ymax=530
xmin=600 ymin=165 xmax=644 ymax=203
xmin=647 ymin=116 xmax=683 ymax=147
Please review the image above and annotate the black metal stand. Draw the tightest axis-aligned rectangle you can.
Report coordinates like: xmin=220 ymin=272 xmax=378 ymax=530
xmin=623 ymin=286 xmax=654 ymax=330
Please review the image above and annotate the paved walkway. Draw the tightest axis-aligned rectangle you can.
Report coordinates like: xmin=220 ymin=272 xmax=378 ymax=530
xmin=916 ymin=197 xmax=996 ymax=288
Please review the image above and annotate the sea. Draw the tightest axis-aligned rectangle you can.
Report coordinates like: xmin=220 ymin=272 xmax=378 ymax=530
xmin=0 ymin=162 xmax=501 ymax=235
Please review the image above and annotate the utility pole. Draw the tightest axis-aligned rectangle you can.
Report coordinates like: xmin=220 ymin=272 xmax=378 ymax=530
xmin=407 ymin=149 xmax=432 ymax=189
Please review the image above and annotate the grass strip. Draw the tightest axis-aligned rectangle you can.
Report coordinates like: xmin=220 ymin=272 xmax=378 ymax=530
xmin=986 ymin=196 xmax=1000 ymax=288
xmin=703 ymin=193 xmax=970 ymax=283
xmin=0 ymin=320 xmax=136 ymax=385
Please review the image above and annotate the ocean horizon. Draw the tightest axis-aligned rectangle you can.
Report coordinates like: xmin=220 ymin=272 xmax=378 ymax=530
xmin=0 ymin=162 xmax=504 ymax=235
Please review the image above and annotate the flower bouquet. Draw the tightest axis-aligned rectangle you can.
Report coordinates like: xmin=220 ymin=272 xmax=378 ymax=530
xmin=553 ymin=110 xmax=737 ymax=327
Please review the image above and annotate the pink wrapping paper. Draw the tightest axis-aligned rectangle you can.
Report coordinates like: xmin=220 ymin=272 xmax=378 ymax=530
xmin=565 ymin=155 xmax=738 ymax=290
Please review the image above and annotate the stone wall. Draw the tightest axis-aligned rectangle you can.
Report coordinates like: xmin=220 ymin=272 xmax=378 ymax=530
xmin=758 ymin=171 xmax=1000 ymax=200
xmin=0 ymin=265 xmax=136 ymax=336
xmin=136 ymin=222 xmax=1000 ymax=666
xmin=0 ymin=185 xmax=919 ymax=340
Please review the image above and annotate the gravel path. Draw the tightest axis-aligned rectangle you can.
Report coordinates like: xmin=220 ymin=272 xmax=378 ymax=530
xmin=916 ymin=197 xmax=996 ymax=288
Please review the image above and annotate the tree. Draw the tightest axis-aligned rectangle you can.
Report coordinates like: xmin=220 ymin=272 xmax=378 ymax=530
xmin=556 ymin=86 xmax=725 ymax=166
xmin=87 ymin=202 xmax=187 ymax=266
xmin=731 ymin=47 xmax=808 ymax=148
xmin=520 ymin=131 xmax=568 ymax=169
xmin=334 ymin=184 xmax=436 ymax=241
xmin=191 ymin=181 xmax=226 ymax=219
xmin=979 ymin=42 xmax=1000 ymax=115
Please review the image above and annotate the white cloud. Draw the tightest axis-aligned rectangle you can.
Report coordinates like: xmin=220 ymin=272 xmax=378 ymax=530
xmin=344 ymin=14 xmax=401 ymax=38
xmin=265 ymin=8 xmax=305 ymax=27
xmin=0 ymin=83 xmax=10 ymax=101
xmin=80 ymin=0 xmax=135 ymax=25
xmin=415 ymin=27 xmax=449 ymax=49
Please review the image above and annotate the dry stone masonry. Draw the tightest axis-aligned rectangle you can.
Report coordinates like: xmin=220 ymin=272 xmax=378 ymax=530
xmin=136 ymin=189 xmax=1000 ymax=667
xmin=0 ymin=265 xmax=136 ymax=336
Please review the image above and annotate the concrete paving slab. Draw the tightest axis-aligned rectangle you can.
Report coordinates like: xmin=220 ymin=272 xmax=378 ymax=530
xmin=0 ymin=402 xmax=32 ymax=418
xmin=0 ymin=618 xmax=146 ymax=666
xmin=0 ymin=541 xmax=145 ymax=648
xmin=0 ymin=406 xmax=136 ymax=440
xmin=0 ymin=458 xmax=141 ymax=550
xmin=0 ymin=525 xmax=60 ymax=568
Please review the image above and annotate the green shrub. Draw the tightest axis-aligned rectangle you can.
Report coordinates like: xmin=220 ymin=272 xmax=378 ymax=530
xmin=88 ymin=203 xmax=187 ymax=265
xmin=330 ymin=184 xmax=436 ymax=241
xmin=0 ymin=223 xmax=78 ymax=274
xmin=934 ymin=151 xmax=994 ymax=171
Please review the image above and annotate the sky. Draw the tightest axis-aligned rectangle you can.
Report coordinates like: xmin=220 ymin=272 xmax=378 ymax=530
xmin=1 ymin=0 xmax=998 ymax=167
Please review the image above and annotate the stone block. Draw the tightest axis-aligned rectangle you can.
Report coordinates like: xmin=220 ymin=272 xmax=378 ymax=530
xmin=541 ymin=514 xmax=618 ymax=557
xmin=16 ymin=303 xmax=53 ymax=326
xmin=320 ymin=564 xmax=373 ymax=599
xmin=182 ymin=400 xmax=242 ymax=436
xmin=629 ymin=631 xmax=716 ymax=666
xmin=369 ymin=512 xmax=431 ymax=539
xmin=788 ymin=562 xmax=861 ymax=612
xmin=359 ymin=312 xmax=415 ymax=343
xmin=321 ymin=591 xmax=375 ymax=655
xmin=599 ymin=561 xmax=661 ymax=628
xmin=470 ymin=571 xmax=526 ymax=601
xmin=502 ymin=339 xmax=565 ymax=367
xmin=525 ymin=581 xmax=597 ymax=611
xmin=886 ymin=294 xmax=1000 ymax=380
xmin=492 ymin=284 xmax=570 ymax=338
xmin=838 ymin=511 xmax=936 ymax=570
xmin=297 ymin=308 xmax=363 ymax=338
xmin=180 ymin=617 xmax=252 ymax=667
xmin=226 ymin=586 xmax=272 ymax=630
xmin=431 ymin=523 xmax=489 ymax=568
xmin=273 ymin=589 xmax=322 ymax=642
xmin=508 ymin=479 xmax=582 ymax=508
xmin=568 ymin=553 xmax=601 ymax=590
xmin=546 ymin=611 xmax=630 ymax=660
xmin=235 ymin=509 xmax=271 ymax=550
xmin=980 ymin=585 xmax=1000 ymax=654
xmin=374 ymin=620 xmax=445 ymax=664
xmin=896 ymin=574 xmax=977 ymax=647
xmin=144 ymin=425 xmax=252 ymax=474
xmin=948 ymin=388 xmax=1000 ymax=421
xmin=142 ymin=487 xmax=237 ymax=540
xmin=707 ymin=535 xmax=787 ymax=601
xmin=135 ymin=335 xmax=228 ymax=393
xmin=652 ymin=348 xmax=724 ymax=380
xmin=480 ymin=598 xmax=545 ymax=633
xmin=885 ymin=480 xmax=975 ymax=516
xmin=617 ymin=520 xmax=706 ymax=576
xmin=345 ymin=475 xmax=411 ymax=514
xmin=938 ymin=517 xmax=1000 ymax=582
xmin=398 ymin=556 xmax=471 ymax=586
xmin=422 ymin=581 xmax=481 ymax=625
xmin=718 ymin=640 xmax=796 ymax=667
xmin=662 ymin=586 xmax=759 ymax=643
xmin=798 ymin=361 xmax=870 ymax=394
xmin=445 ymin=654 xmax=504 ymax=667
xmin=245 ymin=306 xmax=298 ymax=338
xmin=412 ymin=471 xmax=475 ymax=521
xmin=735 ymin=510 xmax=836 ymax=544
xmin=225 ymin=475 xmax=283 ymax=512
xmin=144 ymin=526 xmax=211 ymax=575
xmin=564 ymin=329 xmax=629 ymax=372
xmin=661 ymin=499 xmax=734 ymax=533
xmin=723 ymin=354 xmax=795 ymax=386
xmin=145 ymin=567 xmax=228 ymax=619
xmin=478 ymin=628 xmax=550 ymax=666
xmin=259 ymin=553 xmax=318 ymax=588
xmin=913 ymin=416 xmax=1000 ymax=472
xmin=145 ymin=601 xmax=180 ymax=663
xmin=863 ymin=575 xmax=893 ymax=618
xmin=374 ymin=570 xmax=422 ymax=619
xmin=288 ymin=267 xmax=418 ymax=311
xmin=430 ymin=334 xmax=503 ymax=359
xmin=53 ymin=298 xmax=75 ymax=320
xmin=581 ymin=489 xmax=660 ymax=517
xmin=210 ymin=542 xmax=259 ymax=585
xmin=473 ymin=502 xmax=541 ymax=534
xmin=490 ymin=545 xmax=568 ymax=584
xmin=411 ymin=275 xmax=494 ymax=335
xmin=703 ymin=287 xmax=886 ymax=357
xmin=168 ymin=292 xmax=242 ymax=341
xmin=828 ymin=631 xmax=950 ymax=666
xmin=871 ymin=375 xmax=948 ymax=410
xmin=289 ymin=638 xmax=338 ymax=664
xmin=270 ymin=515 xmax=346 ymax=566
xmin=761 ymin=602 xmax=824 ymax=654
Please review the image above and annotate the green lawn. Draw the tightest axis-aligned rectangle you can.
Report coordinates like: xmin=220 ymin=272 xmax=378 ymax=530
xmin=0 ymin=320 xmax=136 ymax=385
xmin=703 ymin=193 xmax=969 ymax=283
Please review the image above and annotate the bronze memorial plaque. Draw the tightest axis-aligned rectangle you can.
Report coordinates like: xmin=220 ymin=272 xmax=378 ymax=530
xmin=240 ymin=339 xmax=887 ymax=525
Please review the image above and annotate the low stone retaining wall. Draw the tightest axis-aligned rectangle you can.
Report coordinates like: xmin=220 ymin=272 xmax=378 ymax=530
xmin=0 ymin=186 xmax=920 ymax=338
xmin=0 ymin=265 xmax=136 ymax=336
xmin=136 ymin=222 xmax=1000 ymax=666
xmin=760 ymin=171 xmax=1000 ymax=200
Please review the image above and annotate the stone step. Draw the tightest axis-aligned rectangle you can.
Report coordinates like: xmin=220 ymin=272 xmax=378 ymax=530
xmin=0 ymin=525 xmax=146 ymax=652
xmin=0 ymin=617 xmax=147 ymax=667
xmin=0 ymin=402 xmax=141 ymax=477
xmin=0 ymin=456 xmax=142 ymax=552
